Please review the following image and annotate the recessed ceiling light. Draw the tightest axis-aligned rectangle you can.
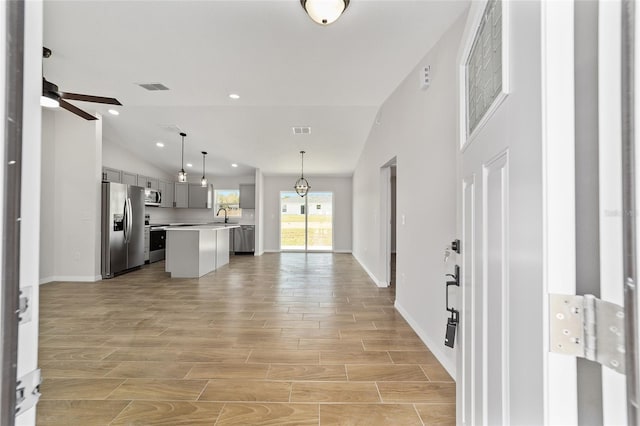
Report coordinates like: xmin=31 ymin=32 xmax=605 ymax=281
xmin=186 ymin=163 xmax=193 ymax=168
xmin=231 ymin=163 xmax=238 ymax=168
xmin=156 ymin=142 xmax=164 ymax=148
xmin=108 ymin=109 xmax=119 ymax=116
xmin=229 ymin=94 xmax=240 ymax=100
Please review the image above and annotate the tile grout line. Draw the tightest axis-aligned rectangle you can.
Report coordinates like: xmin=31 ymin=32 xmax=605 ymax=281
xmin=413 ymin=403 xmax=426 ymax=426
xmin=213 ymin=402 xmax=227 ymax=426
xmin=107 ymin=399 xmax=134 ymax=426
xmin=374 ymin=381 xmax=383 ymax=403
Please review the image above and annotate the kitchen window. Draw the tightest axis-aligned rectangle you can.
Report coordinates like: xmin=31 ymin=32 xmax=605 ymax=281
xmin=214 ymin=189 xmax=241 ymax=218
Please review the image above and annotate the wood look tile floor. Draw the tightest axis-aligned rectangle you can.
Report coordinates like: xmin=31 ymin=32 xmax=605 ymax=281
xmin=38 ymin=253 xmax=455 ymax=425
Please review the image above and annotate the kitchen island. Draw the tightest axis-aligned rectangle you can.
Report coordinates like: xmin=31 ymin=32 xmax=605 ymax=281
xmin=165 ymin=224 xmax=239 ymax=278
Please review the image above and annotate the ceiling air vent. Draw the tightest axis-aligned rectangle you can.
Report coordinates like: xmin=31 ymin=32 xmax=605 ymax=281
xmin=137 ymin=82 xmax=170 ymax=91
xmin=292 ymin=126 xmax=311 ymax=135
xmin=158 ymin=124 xmax=183 ymax=133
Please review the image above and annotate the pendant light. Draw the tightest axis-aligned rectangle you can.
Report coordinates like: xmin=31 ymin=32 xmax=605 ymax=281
xmin=300 ymin=0 xmax=349 ymax=25
xmin=200 ymin=151 xmax=208 ymax=187
xmin=294 ymin=151 xmax=311 ymax=197
xmin=178 ymin=132 xmax=187 ymax=182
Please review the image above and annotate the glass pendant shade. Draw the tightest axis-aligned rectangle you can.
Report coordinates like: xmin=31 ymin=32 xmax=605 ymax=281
xmin=295 ymin=177 xmax=310 ymax=197
xmin=300 ymin=0 xmax=349 ymax=25
xmin=201 ymin=151 xmax=208 ymax=187
xmin=178 ymin=132 xmax=187 ymax=182
xmin=294 ymin=151 xmax=311 ymax=197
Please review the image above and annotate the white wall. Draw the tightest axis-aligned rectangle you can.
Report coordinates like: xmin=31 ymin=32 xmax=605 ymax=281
xmin=352 ymin=12 xmax=467 ymax=375
xmin=103 ymin=137 xmax=174 ymax=182
xmin=255 ymin=168 xmax=265 ymax=255
xmin=40 ymin=110 xmax=103 ymax=283
xmin=262 ymin=175 xmax=352 ymax=252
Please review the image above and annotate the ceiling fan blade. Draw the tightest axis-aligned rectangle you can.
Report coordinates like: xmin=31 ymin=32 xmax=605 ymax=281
xmin=59 ymin=99 xmax=98 ymax=121
xmin=60 ymin=92 xmax=122 ymax=105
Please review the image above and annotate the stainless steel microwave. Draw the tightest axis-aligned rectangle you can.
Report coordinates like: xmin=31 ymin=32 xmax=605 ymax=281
xmin=144 ymin=189 xmax=161 ymax=206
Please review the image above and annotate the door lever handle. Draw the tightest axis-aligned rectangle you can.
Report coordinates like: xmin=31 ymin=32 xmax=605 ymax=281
xmin=445 ymin=265 xmax=460 ymax=313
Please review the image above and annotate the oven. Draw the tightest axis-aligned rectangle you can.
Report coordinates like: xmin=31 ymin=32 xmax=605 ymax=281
xmin=149 ymin=226 xmax=167 ymax=263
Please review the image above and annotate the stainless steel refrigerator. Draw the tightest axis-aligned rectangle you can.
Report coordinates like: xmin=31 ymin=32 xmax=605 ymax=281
xmin=101 ymin=182 xmax=145 ymax=278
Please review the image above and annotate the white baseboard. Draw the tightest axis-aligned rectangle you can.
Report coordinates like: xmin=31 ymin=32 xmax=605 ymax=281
xmin=333 ymin=250 xmax=352 ymax=254
xmin=394 ymin=300 xmax=456 ymax=379
xmin=39 ymin=275 xmax=101 ymax=285
xmin=263 ymin=249 xmax=281 ymax=253
xmin=352 ymin=253 xmax=387 ymax=288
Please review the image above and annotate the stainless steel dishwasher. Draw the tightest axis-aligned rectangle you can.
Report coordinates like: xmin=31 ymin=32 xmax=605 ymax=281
xmin=233 ymin=225 xmax=255 ymax=254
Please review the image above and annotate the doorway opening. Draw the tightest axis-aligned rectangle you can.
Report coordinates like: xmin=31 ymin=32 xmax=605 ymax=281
xmin=380 ymin=157 xmax=397 ymax=289
xmin=280 ymin=191 xmax=333 ymax=252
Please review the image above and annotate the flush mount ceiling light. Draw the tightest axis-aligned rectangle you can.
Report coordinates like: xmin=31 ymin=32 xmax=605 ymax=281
xmin=231 ymin=163 xmax=238 ymax=168
xmin=300 ymin=0 xmax=349 ymax=25
xmin=229 ymin=93 xmax=240 ymax=100
xmin=201 ymin=151 xmax=208 ymax=187
xmin=108 ymin=109 xmax=119 ymax=116
xmin=156 ymin=142 xmax=164 ymax=148
xmin=294 ymin=151 xmax=311 ymax=197
xmin=177 ymin=132 xmax=187 ymax=182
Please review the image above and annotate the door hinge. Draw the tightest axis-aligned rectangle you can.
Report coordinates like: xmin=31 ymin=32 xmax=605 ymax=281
xmin=15 ymin=368 xmax=41 ymax=416
xmin=17 ymin=286 xmax=32 ymax=324
xmin=550 ymin=294 xmax=625 ymax=374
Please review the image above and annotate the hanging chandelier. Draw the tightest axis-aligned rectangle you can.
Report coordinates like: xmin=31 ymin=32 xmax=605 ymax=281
xmin=200 ymin=151 xmax=208 ymax=187
xmin=294 ymin=151 xmax=311 ymax=197
xmin=177 ymin=132 xmax=187 ymax=182
xmin=300 ymin=0 xmax=350 ymax=25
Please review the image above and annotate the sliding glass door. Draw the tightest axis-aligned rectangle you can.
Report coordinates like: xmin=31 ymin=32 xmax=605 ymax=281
xmin=280 ymin=191 xmax=333 ymax=251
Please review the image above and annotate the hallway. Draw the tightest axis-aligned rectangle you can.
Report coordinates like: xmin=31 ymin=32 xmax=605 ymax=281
xmin=36 ymin=253 xmax=454 ymax=425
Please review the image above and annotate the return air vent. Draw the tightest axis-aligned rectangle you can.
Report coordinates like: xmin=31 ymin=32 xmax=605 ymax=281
xmin=137 ymin=82 xmax=170 ymax=91
xmin=158 ymin=124 xmax=183 ymax=133
xmin=292 ymin=126 xmax=311 ymax=135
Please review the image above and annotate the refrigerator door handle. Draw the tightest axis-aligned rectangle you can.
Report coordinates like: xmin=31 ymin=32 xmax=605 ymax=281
xmin=123 ymin=198 xmax=129 ymax=244
xmin=126 ymin=198 xmax=133 ymax=244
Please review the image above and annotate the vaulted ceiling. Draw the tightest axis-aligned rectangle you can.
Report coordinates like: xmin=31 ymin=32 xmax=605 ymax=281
xmin=43 ymin=0 xmax=468 ymax=176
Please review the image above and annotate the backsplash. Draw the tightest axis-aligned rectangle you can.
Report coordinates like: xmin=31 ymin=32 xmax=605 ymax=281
xmin=146 ymin=206 xmax=255 ymax=225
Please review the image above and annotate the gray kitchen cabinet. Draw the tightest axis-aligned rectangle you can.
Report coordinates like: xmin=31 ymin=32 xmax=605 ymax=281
xmin=239 ymin=184 xmax=255 ymax=209
xmin=174 ymin=183 xmax=189 ymax=208
xmin=137 ymin=175 xmax=159 ymax=190
xmin=102 ymin=167 xmax=121 ymax=183
xmin=122 ymin=171 xmax=138 ymax=186
xmin=188 ymin=184 xmax=212 ymax=209
xmin=159 ymin=180 xmax=174 ymax=208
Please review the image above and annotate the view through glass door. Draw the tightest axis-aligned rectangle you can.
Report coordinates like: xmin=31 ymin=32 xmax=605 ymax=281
xmin=280 ymin=191 xmax=333 ymax=251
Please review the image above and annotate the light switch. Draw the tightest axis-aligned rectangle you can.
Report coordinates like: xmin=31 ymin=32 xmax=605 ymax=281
xmin=401 ymin=214 xmax=406 ymax=225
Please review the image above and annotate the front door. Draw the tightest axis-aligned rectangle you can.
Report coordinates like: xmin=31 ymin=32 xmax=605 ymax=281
xmin=458 ymin=0 xmax=633 ymax=424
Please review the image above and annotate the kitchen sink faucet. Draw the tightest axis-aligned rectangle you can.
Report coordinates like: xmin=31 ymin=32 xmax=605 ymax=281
xmin=216 ymin=207 xmax=228 ymax=223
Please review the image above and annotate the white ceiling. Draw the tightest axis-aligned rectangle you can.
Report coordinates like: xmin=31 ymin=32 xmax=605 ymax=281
xmin=43 ymin=0 xmax=468 ymax=177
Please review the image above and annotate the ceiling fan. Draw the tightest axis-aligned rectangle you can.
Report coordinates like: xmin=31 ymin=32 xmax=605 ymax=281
xmin=41 ymin=47 xmax=122 ymax=121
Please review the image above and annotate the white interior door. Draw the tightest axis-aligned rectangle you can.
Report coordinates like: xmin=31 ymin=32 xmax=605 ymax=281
xmin=457 ymin=1 xmax=575 ymax=424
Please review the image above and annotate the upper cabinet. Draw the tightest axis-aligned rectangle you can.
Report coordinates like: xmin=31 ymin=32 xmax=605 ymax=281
xmin=102 ymin=167 xmax=122 ymax=183
xmin=239 ymin=184 xmax=255 ymax=209
xmin=122 ymin=171 xmax=138 ymax=186
xmin=159 ymin=180 xmax=174 ymax=208
xmin=137 ymin=175 xmax=159 ymax=190
xmin=174 ymin=183 xmax=189 ymax=208
xmin=188 ymin=184 xmax=213 ymax=209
